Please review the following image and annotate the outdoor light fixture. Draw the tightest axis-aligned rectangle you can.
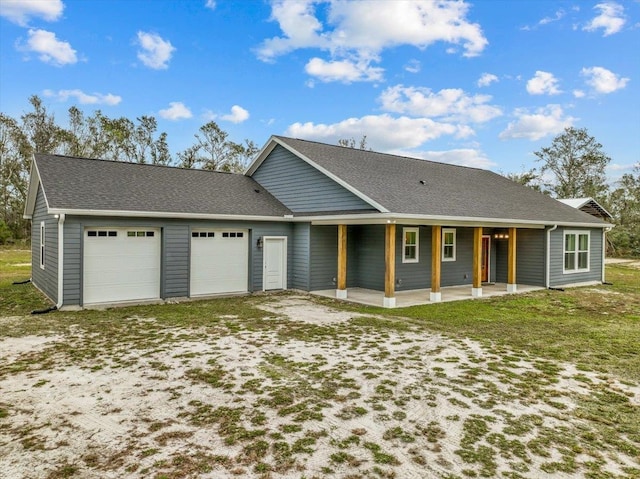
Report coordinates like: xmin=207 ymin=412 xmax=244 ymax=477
xmin=256 ymin=236 xmax=263 ymax=248
xmin=494 ymin=233 xmax=509 ymax=239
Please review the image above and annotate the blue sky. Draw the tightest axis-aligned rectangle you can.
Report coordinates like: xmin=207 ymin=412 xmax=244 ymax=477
xmin=1 ymin=0 xmax=638 ymax=181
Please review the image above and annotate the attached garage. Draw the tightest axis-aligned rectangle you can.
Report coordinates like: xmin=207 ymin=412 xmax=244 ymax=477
xmin=83 ymin=228 xmax=161 ymax=305
xmin=190 ymin=229 xmax=249 ymax=296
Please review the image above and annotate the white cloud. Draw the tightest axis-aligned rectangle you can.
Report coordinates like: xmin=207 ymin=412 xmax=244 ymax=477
xmin=136 ymin=31 xmax=175 ymax=70
xmin=43 ymin=89 xmax=121 ymax=105
xmin=305 ymin=57 xmax=383 ymax=83
xmin=581 ymin=66 xmax=629 ymax=94
xmin=404 ymin=59 xmax=421 ymax=74
xmin=286 ymin=114 xmax=472 ymax=151
xmin=526 ymin=71 xmax=562 ymax=95
xmin=0 ymin=0 xmax=64 ymax=26
xmin=159 ymin=102 xmax=192 ymax=120
xmin=221 ymin=105 xmax=250 ymax=123
xmin=477 ymin=73 xmax=498 ymax=87
xmin=205 ymin=0 xmax=216 ymax=10
xmin=584 ymin=2 xmax=626 ymax=36
xmin=499 ymin=105 xmax=576 ymax=141
xmin=392 ymin=148 xmax=496 ymax=169
xmin=379 ymin=85 xmax=502 ymax=123
xmin=257 ymin=0 xmax=487 ymax=81
xmin=573 ymin=89 xmax=586 ymax=98
xmin=539 ymin=9 xmax=566 ymax=25
xmin=19 ymin=29 xmax=77 ymax=66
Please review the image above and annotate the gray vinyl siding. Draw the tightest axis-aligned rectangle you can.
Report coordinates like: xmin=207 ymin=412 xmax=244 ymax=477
xmin=352 ymin=225 xmax=385 ymax=290
xmin=31 ymin=185 xmax=58 ymax=303
xmin=441 ymin=227 xmax=474 ymax=287
xmin=515 ymin=229 xmax=545 ymax=286
xmin=252 ymin=145 xmax=373 ymax=212
xmin=61 ymin=216 xmax=293 ymax=306
xmin=309 ymin=225 xmax=338 ymax=290
xmin=496 ymin=240 xmax=507 ymax=283
xmin=163 ymin=225 xmax=190 ymax=298
xmin=549 ymin=227 xmax=603 ymax=287
xmin=292 ymin=223 xmax=310 ymax=290
xmin=395 ymin=226 xmax=432 ymax=290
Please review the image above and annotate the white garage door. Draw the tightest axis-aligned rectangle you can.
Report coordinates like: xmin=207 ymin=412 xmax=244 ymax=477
xmin=190 ymin=229 xmax=248 ymax=296
xmin=83 ymin=228 xmax=161 ymax=304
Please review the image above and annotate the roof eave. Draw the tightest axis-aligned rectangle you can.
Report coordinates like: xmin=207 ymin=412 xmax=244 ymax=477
xmin=46 ymin=208 xmax=295 ymax=222
xmin=23 ymin=155 xmax=48 ymax=219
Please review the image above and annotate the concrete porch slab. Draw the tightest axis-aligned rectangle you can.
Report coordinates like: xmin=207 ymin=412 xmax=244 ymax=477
xmin=311 ymin=283 xmax=544 ymax=308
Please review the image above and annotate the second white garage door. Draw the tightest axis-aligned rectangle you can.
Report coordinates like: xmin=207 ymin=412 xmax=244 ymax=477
xmin=190 ymin=229 xmax=249 ymax=296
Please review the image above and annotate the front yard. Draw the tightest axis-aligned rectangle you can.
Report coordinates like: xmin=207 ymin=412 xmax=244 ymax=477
xmin=0 ymin=249 xmax=638 ymax=479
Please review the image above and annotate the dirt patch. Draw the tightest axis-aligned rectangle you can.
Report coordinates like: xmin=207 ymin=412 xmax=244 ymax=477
xmin=0 ymin=297 xmax=638 ymax=478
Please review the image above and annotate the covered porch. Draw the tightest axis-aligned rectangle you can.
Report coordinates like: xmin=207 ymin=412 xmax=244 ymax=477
xmin=312 ymin=283 xmax=544 ymax=308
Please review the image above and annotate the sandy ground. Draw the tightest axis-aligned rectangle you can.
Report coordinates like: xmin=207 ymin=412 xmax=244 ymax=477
xmin=0 ymin=296 xmax=638 ymax=478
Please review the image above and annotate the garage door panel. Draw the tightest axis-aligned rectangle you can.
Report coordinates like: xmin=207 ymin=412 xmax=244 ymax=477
xmin=83 ymin=228 xmax=161 ymax=304
xmin=190 ymin=230 xmax=248 ymax=296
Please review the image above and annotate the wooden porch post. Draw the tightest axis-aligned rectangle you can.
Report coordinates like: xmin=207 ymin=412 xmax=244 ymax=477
xmin=336 ymin=224 xmax=347 ymax=299
xmin=472 ymin=227 xmax=483 ymax=297
xmin=431 ymin=225 xmax=442 ymax=302
xmin=384 ymin=223 xmax=396 ymax=308
xmin=507 ymin=227 xmax=517 ymax=293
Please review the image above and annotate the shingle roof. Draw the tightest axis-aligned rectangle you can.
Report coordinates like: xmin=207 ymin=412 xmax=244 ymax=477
xmin=35 ymin=154 xmax=291 ymax=217
xmin=272 ymin=136 xmax=609 ymax=226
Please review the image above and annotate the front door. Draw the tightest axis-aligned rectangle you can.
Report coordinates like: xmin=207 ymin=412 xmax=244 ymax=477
xmin=481 ymin=236 xmax=490 ymax=283
xmin=263 ymin=237 xmax=287 ymax=290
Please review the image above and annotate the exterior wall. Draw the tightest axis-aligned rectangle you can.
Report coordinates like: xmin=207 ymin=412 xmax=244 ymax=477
xmin=291 ymin=223 xmax=310 ymax=290
xmin=309 ymin=225 xmax=338 ymax=290
xmin=515 ymin=229 xmax=546 ymax=286
xmin=395 ymin=225 xmax=432 ymax=291
xmin=31 ymin=185 xmax=58 ymax=303
xmin=62 ymin=216 xmax=293 ymax=306
xmin=252 ymin=145 xmax=373 ymax=212
xmin=549 ymin=227 xmax=603 ymax=287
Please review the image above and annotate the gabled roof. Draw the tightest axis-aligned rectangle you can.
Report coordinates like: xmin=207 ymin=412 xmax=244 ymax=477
xmin=557 ymin=197 xmax=613 ymax=220
xmin=25 ymin=154 xmax=291 ymax=219
xmin=247 ymin=136 xmax=609 ymax=227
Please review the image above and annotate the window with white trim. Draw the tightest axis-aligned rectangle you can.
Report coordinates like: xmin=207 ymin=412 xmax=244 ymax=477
xmin=442 ymin=228 xmax=456 ymax=261
xmin=40 ymin=221 xmax=45 ymax=269
xmin=402 ymin=227 xmax=419 ymax=263
xmin=564 ymin=230 xmax=590 ymax=273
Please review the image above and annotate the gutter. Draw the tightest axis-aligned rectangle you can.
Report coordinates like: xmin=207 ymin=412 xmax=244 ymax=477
xmin=56 ymin=213 xmax=65 ymax=309
xmin=545 ymin=224 xmax=558 ymax=288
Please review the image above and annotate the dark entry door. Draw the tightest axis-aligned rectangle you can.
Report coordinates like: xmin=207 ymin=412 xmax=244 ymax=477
xmin=481 ymin=236 xmax=490 ymax=283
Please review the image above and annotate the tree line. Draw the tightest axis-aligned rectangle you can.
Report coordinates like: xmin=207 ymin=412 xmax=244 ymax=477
xmin=1 ymin=98 xmax=638 ymax=256
xmin=0 ymin=95 xmax=258 ymax=241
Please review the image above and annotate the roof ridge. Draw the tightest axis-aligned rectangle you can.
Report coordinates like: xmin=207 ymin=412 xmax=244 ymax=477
xmin=273 ymin=135 xmax=491 ymax=172
xmin=35 ymin=153 xmax=244 ymax=176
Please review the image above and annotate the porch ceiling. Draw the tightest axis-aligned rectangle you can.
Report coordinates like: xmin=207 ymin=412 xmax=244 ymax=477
xmin=311 ymin=283 xmax=544 ymax=308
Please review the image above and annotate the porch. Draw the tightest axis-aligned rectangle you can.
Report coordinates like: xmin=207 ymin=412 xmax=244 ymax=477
xmin=312 ymin=283 xmax=544 ymax=308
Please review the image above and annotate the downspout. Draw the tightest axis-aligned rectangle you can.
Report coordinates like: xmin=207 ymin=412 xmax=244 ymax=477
xmin=545 ymin=224 xmax=558 ymax=288
xmin=57 ymin=213 xmax=65 ymax=309
xmin=602 ymin=226 xmax=612 ymax=283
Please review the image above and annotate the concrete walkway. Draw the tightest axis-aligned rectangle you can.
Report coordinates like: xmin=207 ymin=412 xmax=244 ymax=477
xmin=312 ymin=283 xmax=544 ymax=308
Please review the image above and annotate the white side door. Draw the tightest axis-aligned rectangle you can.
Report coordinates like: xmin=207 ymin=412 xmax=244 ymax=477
xmin=263 ymin=236 xmax=287 ymax=290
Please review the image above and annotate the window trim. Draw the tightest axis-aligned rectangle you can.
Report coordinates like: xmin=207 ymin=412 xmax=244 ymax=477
xmin=402 ymin=227 xmax=419 ymax=263
xmin=563 ymin=230 xmax=590 ymax=274
xmin=40 ymin=221 xmax=45 ymax=269
xmin=442 ymin=228 xmax=456 ymax=262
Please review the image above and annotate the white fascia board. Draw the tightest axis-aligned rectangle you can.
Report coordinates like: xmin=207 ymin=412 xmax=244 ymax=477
xmin=23 ymin=156 xmax=47 ymax=219
xmin=246 ymin=137 xmax=388 ymax=213
xmin=244 ymin=136 xmax=278 ymax=176
xmin=46 ymin=208 xmax=293 ymax=222
xmin=303 ymin=213 xmax=611 ymax=229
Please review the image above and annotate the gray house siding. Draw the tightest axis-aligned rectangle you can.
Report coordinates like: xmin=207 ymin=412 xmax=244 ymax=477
xmin=515 ymin=229 xmax=546 ymax=286
xmin=395 ymin=226 xmax=432 ymax=291
xmin=31 ymin=185 xmax=58 ymax=303
xmin=549 ymin=227 xmax=603 ymax=287
xmin=60 ymin=216 xmax=293 ymax=306
xmin=252 ymin=145 xmax=373 ymax=212
xmin=441 ymin=227 xmax=473 ymax=287
xmin=291 ymin=223 xmax=310 ymax=290
xmin=309 ymin=225 xmax=338 ymax=291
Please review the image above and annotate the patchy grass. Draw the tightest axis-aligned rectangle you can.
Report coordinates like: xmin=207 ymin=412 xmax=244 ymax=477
xmin=1 ymin=255 xmax=639 ymax=478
